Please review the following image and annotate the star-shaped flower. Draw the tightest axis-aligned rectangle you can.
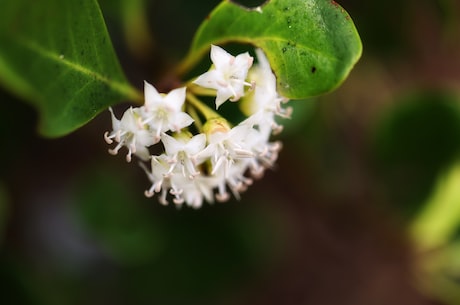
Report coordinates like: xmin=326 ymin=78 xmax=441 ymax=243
xmin=197 ymin=123 xmax=254 ymax=179
xmin=241 ymin=49 xmax=291 ymax=134
xmin=170 ymin=174 xmax=216 ymax=208
xmin=141 ymin=81 xmax=194 ymax=142
xmin=104 ymin=107 xmax=155 ymax=162
xmin=143 ymin=154 xmax=172 ymax=205
xmin=161 ymin=132 xmax=207 ymax=179
xmin=193 ymin=45 xmax=254 ymax=108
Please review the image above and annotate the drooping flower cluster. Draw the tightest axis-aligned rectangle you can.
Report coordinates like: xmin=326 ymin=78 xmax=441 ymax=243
xmin=104 ymin=45 xmax=292 ymax=208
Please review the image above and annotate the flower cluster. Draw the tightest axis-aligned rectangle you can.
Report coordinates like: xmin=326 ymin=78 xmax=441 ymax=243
xmin=104 ymin=45 xmax=292 ymax=208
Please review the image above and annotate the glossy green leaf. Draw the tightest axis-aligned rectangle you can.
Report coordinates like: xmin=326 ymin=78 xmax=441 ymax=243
xmin=179 ymin=0 xmax=362 ymax=99
xmin=0 ymin=0 xmax=142 ymax=137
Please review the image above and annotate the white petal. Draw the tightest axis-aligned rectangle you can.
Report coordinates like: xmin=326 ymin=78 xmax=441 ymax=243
xmin=120 ymin=107 xmax=140 ymax=132
xmin=144 ymin=81 xmax=162 ymax=108
xmin=136 ymin=129 xmax=155 ymax=147
xmin=210 ymin=45 xmax=232 ymax=70
xmin=171 ymin=112 xmax=194 ymax=131
xmin=186 ymin=133 xmax=207 ymax=155
xmin=255 ymin=48 xmax=270 ymax=71
xmin=164 ymin=87 xmax=186 ymax=111
xmin=161 ymin=133 xmax=181 ymax=156
xmin=134 ymin=145 xmax=151 ymax=161
xmin=109 ymin=107 xmax=121 ymax=131
xmin=233 ymin=52 xmax=253 ymax=76
xmin=215 ymin=89 xmax=234 ymax=109
xmin=193 ymin=70 xmax=220 ymax=89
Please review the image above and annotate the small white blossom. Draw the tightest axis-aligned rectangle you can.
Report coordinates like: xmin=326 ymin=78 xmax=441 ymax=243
xmin=195 ymin=123 xmax=258 ymax=202
xmin=241 ymin=124 xmax=282 ymax=176
xmin=242 ymin=49 xmax=291 ymax=134
xmin=170 ymin=174 xmax=216 ymax=208
xmin=142 ymin=154 xmax=172 ymax=205
xmin=213 ymin=160 xmax=254 ymax=202
xmin=104 ymin=107 xmax=154 ymax=162
xmin=198 ymin=124 xmax=254 ymax=178
xmin=141 ymin=81 xmax=194 ymax=142
xmin=161 ymin=132 xmax=206 ymax=179
xmin=193 ymin=45 xmax=254 ymax=108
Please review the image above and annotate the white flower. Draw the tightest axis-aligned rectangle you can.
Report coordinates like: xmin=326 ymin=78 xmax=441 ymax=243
xmin=170 ymin=174 xmax=216 ymax=208
xmin=141 ymin=81 xmax=194 ymax=142
xmin=241 ymin=49 xmax=291 ymax=134
xmin=193 ymin=45 xmax=254 ymax=108
xmin=104 ymin=107 xmax=154 ymax=162
xmin=246 ymin=132 xmax=283 ymax=178
xmin=142 ymin=150 xmax=214 ymax=208
xmin=195 ymin=122 xmax=257 ymax=202
xmin=213 ymin=160 xmax=254 ymax=202
xmin=198 ymin=124 xmax=254 ymax=177
xmin=160 ymin=132 xmax=206 ymax=179
xmin=142 ymin=154 xmax=172 ymax=205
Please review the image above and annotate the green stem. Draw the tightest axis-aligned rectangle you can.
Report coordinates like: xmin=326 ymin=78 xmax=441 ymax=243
xmin=186 ymin=92 xmax=220 ymax=120
xmin=188 ymin=83 xmax=218 ymax=97
xmin=187 ymin=103 xmax=203 ymax=131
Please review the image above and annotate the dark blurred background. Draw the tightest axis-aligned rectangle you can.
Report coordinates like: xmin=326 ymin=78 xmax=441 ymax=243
xmin=1 ymin=0 xmax=460 ymax=304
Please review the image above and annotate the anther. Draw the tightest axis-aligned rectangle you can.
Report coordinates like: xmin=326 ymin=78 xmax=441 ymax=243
xmin=216 ymin=192 xmax=230 ymax=202
xmin=104 ymin=132 xmax=113 ymax=144
xmin=145 ymin=190 xmax=154 ymax=198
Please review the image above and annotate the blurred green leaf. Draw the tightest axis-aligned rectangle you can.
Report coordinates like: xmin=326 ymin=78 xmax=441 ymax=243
xmin=415 ymin=238 xmax=460 ymax=305
xmin=0 ymin=0 xmax=142 ymax=138
xmin=120 ymin=0 xmax=156 ymax=60
xmin=373 ymin=91 xmax=460 ymax=218
xmin=179 ymin=0 xmax=362 ymax=99
xmin=73 ymin=164 xmax=163 ymax=265
xmin=411 ymin=162 xmax=460 ymax=250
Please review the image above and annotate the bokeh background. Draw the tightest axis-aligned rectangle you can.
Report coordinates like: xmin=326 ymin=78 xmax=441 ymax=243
xmin=1 ymin=0 xmax=460 ymax=304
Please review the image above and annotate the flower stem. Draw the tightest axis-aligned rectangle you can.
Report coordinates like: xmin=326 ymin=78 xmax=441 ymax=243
xmin=186 ymin=93 xmax=220 ymax=121
xmin=187 ymin=83 xmax=217 ymax=97
xmin=187 ymin=103 xmax=203 ymax=131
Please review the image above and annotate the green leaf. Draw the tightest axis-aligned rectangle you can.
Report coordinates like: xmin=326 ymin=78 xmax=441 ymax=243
xmin=0 ymin=0 xmax=142 ymax=137
xmin=410 ymin=162 xmax=460 ymax=250
xmin=179 ymin=0 xmax=362 ymax=99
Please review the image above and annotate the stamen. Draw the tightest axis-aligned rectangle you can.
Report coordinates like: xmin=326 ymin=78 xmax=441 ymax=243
xmin=126 ymin=150 xmax=132 ymax=162
xmin=173 ymin=197 xmax=185 ymax=205
xmin=250 ymin=166 xmax=265 ymax=179
xmin=108 ymin=142 xmax=123 ymax=155
xmin=271 ymin=141 xmax=283 ymax=152
xmin=233 ymin=148 xmax=254 ymax=158
xmin=277 ymin=106 xmax=293 ymax=119
xmin=236 ymin=183 xmax=248 ymax=193
xmin=126 ymin=142 xmax=136 ymax=162
xmin=211 ymin=157 xmax=225 ymax=175
xmin=243 ymin=176 xmax=253 ymax=186
xmin=104 ymin=132 xmax=113 ymax=144
xmin=154 ymin=180 xmax=163 ymax=193
xmin=159 ymin=189 xmax=168 ymax=205
xmin=145 ymin=189 xmax=154 ymax=198
xmin=271 ymin=123 xmax=284 ymax=135
xmin=115 ymin=130 xmax=122 ymax=143
xmin=216 ymin=192 xmax=230 ymax=202
xmin=170 ymin=188 xmax=183 ymax=196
